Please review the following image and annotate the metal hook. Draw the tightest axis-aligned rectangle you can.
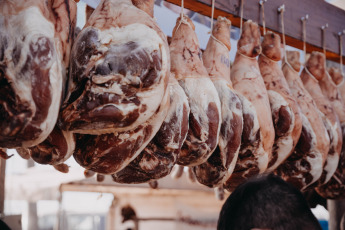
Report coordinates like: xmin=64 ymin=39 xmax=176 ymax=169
xmin=321 ymin=23 xmax=329 ymax=30
xmin=339 ymin=31 xmax=344 ymax=37
xmin=301 ymin=14 xmax=309 ymax=21
xmin=278 ymin=4 xmax=285 ymax=13
xmin=259 ymin=0 xmax=267 ymax=6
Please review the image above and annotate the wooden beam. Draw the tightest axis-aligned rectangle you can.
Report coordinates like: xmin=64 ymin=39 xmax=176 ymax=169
xmin=164 ymin=0 xmax=345 ymax=64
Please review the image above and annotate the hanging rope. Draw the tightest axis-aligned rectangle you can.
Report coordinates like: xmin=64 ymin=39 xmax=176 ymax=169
xmin=304 ymin=66 xmax=319 ymax=82
xmin=283 ymin=61 xmax=299 ymax=75
xmin=321 ymin=24 xmax=328 ymax=57
xmin=239 ymin=0 xmax=244 ymax=35
xmin=261 ymin=52 xmax=279 ymax=63
xmin=208 ymin=0 xmax=230 ymax=51
xmin=259 ymin=0 xmax=266 ymax=35
xmin=340 ymin=32 xmax=344 ymax=77
xmin=278 ymin=5 xmax=287 ymax=63
xmin=301 ymin=15 xmax=308 ymax=65
xmin=181 ymin=0 xmax=184 ymax=17
xmin=237 ymin=50 xmax=258 ymax=59
xmin=210 ymin=0 xmax=215 ymax=32
xmin=175 ymin=0 xmax=192 ymax=32
xmin=279 ymin=5 xmax=299 ymax=74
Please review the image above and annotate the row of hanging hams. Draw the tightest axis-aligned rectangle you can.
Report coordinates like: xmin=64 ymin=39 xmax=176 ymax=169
xmin=1 ymin=0 xmax=345 ymax=199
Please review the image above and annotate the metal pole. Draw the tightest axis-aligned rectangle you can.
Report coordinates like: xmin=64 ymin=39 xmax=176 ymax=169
xmin=0 ymin=158 xmax=6 ymax=216
xmin=328 ymin=199 xmax=345 ymax=230
xmin=106 ymin=197 xmax=118 ymax=230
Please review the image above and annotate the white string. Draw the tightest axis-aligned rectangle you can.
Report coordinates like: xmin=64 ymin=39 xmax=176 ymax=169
xmin=210 ymin=0 xmax=215 ymax=32
xmin=340 ymin=33 xmax=344 ymax=77
xmin=333 ymin=174 xmax=343 ymax=185
xmin=175 ymin=0 xmax=192 ymax=33
xmin=259 ymin=0 xmax=266 ymax=35
xmin=321 ymin=24 xmax=328 ymax=57
xmin=279 ymin=5 xmax=287 ymax=64
xmin=237 ymin=50 xmax=258 ymax=60
xmin=322 ymin=30 xmax=326 ymax=56
xmin=278 ymin=5 xmax=299 ymax=75
xmin=208 ymin=0 xmax=230 ymax=51
xmin=175 ymin=14 xmax=192 ymax=33
xmin=211 ymin=35 xmax=230 ymax=51
xmin=302 ymin=19 xmax=307 ymax=65
xmin=283 ymin=61 xmax=299 ymax=75
xmin=181 ymin=0 xmax=184 ymax=17
xmin=239 ymin=0 xmax=244 ymax=35
xmin=261 ymin=52 xmax=278 ymax=63
xmin=304 ymin=66 xmax=319 ymax=82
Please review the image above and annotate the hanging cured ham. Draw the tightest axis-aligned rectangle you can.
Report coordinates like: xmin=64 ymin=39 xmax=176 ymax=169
xmin=112 ymin=75 xmax=190 ymax=184
xmin=16 ymin=126 xmax=75 ymax=173
xmin=316 ymin=153 xmax=345 ymax=199
xmin=0 ymin=0 xmax=76 ymax=148
xmin=192 ymin=17 xmax=243 ymax=188
xmin=258 ymin=32 xmax=302 ymax=172
xmin=111 ymin=1 xmax=189 ymax=184
xmin=329 ymin=67 xmax=345 ymax=106
xmin=277 ymin=51 xmax=330 ymax=190
xmin=170 ymin=15 xmax=221 ymax=166
xmin=319 ymin=68 xmax=345 ymax=128
xmin=61 ymin=0 xmax=170 ymax=135
xmin=315 ymin=66 xmax=345 ymax=199
xmin=73 ymin=91 xmax=169 ymax=174
xmin=300 ymin=52 xmax=341 ymax=186
xmin=71 ymin=0 xmax=171 ymax=175
xmin=224 ymin=20 xmax=275 ymax=191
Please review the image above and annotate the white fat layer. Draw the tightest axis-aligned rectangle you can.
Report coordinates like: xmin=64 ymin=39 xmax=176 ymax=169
xmin=113 ymin=89 xmax=170 ymax=173
xmin=302 ymin=151 xmax=324 ymax=190
xmin=179 ymin=76 xmax=221 ymax=166
xmin=300 ymin=115 xmax=323 ymax=189
xmin=28 ymin=61 xmax=62 ymax=146
xmin=268 ymin=90 xmax=289 ymax=111
xmin=91 ymin=90 xmax=170 ymax=173
xmin=58 ymin=130 xmax=75 ymax=164
xmin=213 ymin=79 xmax=243 ymax=183
xmin=162 ymin=81 xmax=190 ymax=150
xmin=323 ymin=153 xmax=340 ymax=184
xmin=1 ymin=7 xmax=62 ymax=147
xmin=316 ymin=110 xmax=331 ymax=153
xmin=321 ymin=118 xmax=340 ymax=184
xmin=85 ymin=23 xmax=168 ymax=131
xmin=266 ymin=90 xmax=295 ymax=172
xmin=236 ymin=93 xmax=267 ymax=173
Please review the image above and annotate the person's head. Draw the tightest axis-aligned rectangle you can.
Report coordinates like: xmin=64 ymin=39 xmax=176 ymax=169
xmin=217 ymin=174 xmax=322 ymax=230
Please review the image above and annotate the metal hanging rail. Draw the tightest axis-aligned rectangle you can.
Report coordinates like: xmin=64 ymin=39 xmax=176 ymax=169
xmin=164 ymin=0 xmax=345 ymax=63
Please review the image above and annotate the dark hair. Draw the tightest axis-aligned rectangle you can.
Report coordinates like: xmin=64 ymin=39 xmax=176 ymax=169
xmin=0 ymin=219 xmax=11 ymax=230
xmin=217 ymin=174 xmax=322 ymax=230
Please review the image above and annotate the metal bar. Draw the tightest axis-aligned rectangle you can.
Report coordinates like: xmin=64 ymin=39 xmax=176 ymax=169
xmin=0 ymin=158 xmax=6 ymax=216
xmin=163 ymin=0 xmax=345 ymax=63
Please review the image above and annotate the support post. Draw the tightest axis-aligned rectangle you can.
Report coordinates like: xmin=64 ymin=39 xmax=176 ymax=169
xmin=0 ymin=158 xmax=5 ymax=216
xmin=106 ymin=197 xmax=119 ymax=230
xmin=328 ymin=200 xmax=345 ymax=230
